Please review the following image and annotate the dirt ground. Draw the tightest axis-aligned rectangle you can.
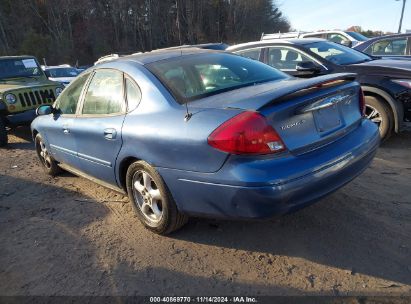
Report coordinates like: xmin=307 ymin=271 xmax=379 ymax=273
xmin=0 ymin=127 xmax=410 ymax=297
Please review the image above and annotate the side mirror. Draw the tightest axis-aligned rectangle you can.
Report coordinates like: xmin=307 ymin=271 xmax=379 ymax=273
xmin=36 ymin=105 xmax=53 ymax=116
xmin=295 ymin=61 xmax=321 ymax=75
xmin=340 ymin=40 xmax=353 ymax=48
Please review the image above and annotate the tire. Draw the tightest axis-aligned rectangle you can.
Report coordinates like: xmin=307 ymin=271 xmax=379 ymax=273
xmin=126 ymin=160 xmax=188 ymax=235
xmin=35 ymin=133 xmax=61 ymax=176
xmin=365 ymin=95 xmax=393 ymax=142
xmin=0 ymin=116 xmax=8 ymax=147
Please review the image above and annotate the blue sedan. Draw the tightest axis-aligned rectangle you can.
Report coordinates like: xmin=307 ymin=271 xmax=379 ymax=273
xmin=31 ymin=49 xmax=380 ymax=234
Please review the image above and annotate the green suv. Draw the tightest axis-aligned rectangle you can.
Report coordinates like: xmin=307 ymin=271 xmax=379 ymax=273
xmin=0 ymin=56 xmax=64 ymax=147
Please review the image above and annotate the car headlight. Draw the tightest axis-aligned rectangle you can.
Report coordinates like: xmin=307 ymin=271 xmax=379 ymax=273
xmin=55 ymin=87 xmax=64 ymax=96
xmin=392 ymin=79 xmax=411 ymax=89
xmin=5 ymin=93 xmax=17 ymax=104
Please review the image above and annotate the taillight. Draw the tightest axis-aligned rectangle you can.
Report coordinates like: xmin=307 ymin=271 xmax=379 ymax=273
xmin=207 ymin=111 xmax=286 ymax=155
xmin=359 ymin=88 xmax=366 ymax=116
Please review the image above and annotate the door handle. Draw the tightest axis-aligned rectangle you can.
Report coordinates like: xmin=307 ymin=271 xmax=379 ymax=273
xmin=62 ymin=124 xmax=70 ymax=134
xmin=104 ymin=128 xmax=117 ymax=140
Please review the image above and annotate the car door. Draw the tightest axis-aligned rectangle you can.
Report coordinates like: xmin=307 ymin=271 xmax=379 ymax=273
xmin=44 ymin=72 xmax=91 ymax=169
xmin=265 ymin=46 xmax=325 ymax=77
xmin=70 ymin=68 xmax=127 ymax=186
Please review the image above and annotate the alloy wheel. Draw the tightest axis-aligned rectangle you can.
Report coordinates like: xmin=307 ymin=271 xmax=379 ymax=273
xmin=132 ymin=170 xmax=163 ymax=224
xmin=38 ymin=139 xmax=52 ymax=169
xmin=365 ymin=104 xmax=382 ymax=128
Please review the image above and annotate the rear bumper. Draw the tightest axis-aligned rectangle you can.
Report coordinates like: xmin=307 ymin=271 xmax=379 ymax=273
xmin=158 ymin=119 xmax=380 ymax=219
xmin=5 ymin=109 xmax=37 ymax=126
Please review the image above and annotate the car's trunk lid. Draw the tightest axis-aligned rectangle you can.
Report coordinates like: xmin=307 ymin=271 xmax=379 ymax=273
xmin=192 ymin=73 xmax=363 ymax=155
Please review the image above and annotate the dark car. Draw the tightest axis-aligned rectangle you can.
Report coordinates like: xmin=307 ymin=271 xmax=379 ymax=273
xmin=353 ymin=33 xmax=411 ymax=60
xmin=31 ymin=49 xmax=378 ymax=234
xmin=228 ymin=39 xmax=411 ymax=140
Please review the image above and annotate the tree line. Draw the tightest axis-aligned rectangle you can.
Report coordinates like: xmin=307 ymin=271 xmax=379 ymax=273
xmin=0 ymin=0 xmax=290 ymax=66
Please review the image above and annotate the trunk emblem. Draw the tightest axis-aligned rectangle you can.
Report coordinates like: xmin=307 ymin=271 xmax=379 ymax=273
xmin=281 ymin=119 xmax=306 ymax=130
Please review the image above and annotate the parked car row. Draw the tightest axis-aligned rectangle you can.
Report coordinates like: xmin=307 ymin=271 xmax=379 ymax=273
xmin=263 ymin=31 xmax=411 ymax=59
xmin=228 ymin=38 xmax=411 ymax=140
xmin=1 ymin=31 xmax=409 ymax=235
xmin=261 ymin=30 xmax=369 ymax=48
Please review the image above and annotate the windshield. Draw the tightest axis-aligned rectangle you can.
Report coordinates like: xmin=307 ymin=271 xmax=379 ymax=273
xmin=346 ymin=31 xmax=369 ymax=41
xmin=306 ymin=41 xmax=372 ymax=65
xmin=147 ymin=53 xmax=289 ymax=104
xmin=46 ymin=67 xmax=79 ymax=78
xmin=0 ymin=58 xmax=43 ymax=79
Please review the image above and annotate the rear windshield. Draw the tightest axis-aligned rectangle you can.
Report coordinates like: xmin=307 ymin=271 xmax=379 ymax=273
xmin=346 ymin=32 xmax=369 ymax=41
xmin=0 ymin=58 xmax=43 ymax=79
xmin=306 ymin=41 xmax=372 ymax=65
xmin=47 ymin=67 xmax=79 ymax=78
xmin=147 ymin=53 xmax=289 ymax=104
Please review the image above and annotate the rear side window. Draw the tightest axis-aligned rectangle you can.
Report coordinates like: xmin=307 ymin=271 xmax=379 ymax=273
xmin=125 ymin=78 xmax=142 ymax=111
xmin=82 ymin=69 xmax=125 ymax=115
xmin=55 ymin=73 xmax=89 ymax=114
xmin=235 ymin=49 xmax=261 ymax=60
xmin=366 ymin=38 xmax=407 ymax=56
xmin=303 ymin=34 xmax=324 ymax=39
xmin=327 ymin=33 xmax=350 ymax=44
xmin=267 ymin=47 xmax=314 ymax=70
xmin=147 ymin=53 xmax=288 ymax=104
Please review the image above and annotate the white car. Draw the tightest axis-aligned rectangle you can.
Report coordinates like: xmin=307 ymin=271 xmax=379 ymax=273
xmin=42 ymin=65 xmax=80 ymax=87
xmin=261 ymin=30 xmax=368 ymax=48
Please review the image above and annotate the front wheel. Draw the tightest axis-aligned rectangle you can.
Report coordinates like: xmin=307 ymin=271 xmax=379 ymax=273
xmin=0 ymin=116 xmax=8 ymax=147
xmin=35 ymin=134 xmax=61 ymax=176
xmin=126 ymin=160 xmax=188 ymax=235
xmin=365 ymin=95 xmax=393 ymax=142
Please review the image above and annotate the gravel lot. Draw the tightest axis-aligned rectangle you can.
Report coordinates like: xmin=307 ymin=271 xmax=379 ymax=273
xmin=0 ymin=127 xmax=410 ymax=296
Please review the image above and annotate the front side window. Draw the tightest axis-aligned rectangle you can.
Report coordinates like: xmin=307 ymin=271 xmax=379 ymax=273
xmin=267 ymin=47 xmax=315 ymax=70
xmin=306 ymin=41 xmax=371 ymax=65
xmin=147 ymin=53 xmax=288 ymax=104
xmin=55 ymin=73 xmax=90 ymax=115
xmin=82 ymin=69 xmax=124 ymax=115
xmin=235 ymin=48 xmax=261 ymax=60
xmin=367 ymin=38 xmax=407 ymax=56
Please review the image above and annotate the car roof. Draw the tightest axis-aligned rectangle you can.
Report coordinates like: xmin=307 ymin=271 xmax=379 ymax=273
xmin=365 ymin=33 xmax=410 ymax=42
xmin=106 ymin=48 xmax=221 ymax=65
xmin=0 ymin=55 xmax=37 ymax=60
xmin=227 ymin=38 xmax=326 ymax=50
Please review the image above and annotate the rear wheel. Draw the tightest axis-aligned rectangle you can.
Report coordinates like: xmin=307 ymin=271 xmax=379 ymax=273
xmin=126 ymin=160 xmax=188 ymax=235
xmin=365 ymin=95 xmax=393 ymax=142
xmin=0 ymin=115 xmax=8 ymax=147
xmin=35 ymin=133 xmax=61 ymax=176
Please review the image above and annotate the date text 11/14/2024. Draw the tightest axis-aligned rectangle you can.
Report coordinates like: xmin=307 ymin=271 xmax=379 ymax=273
xmin=149 ymin=296 xmax=258 ymax=303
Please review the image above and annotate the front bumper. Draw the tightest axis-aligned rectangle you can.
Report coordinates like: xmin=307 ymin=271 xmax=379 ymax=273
xmin=158 ymin=119 xmax=380 ymax=219
xmin=5 ymin=109 xmax=37 ymax=126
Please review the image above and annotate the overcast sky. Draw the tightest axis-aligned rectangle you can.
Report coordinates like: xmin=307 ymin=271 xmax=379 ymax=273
xmin=278 ymin=0 xmax=411 ymax=33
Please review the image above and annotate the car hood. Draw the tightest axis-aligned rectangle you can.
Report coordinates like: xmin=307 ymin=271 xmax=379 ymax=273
xmin=49 ymin=77 xmax=76 ymax=83
xmin=0 ymin=78 xmax=58 ymax=93
xmin=348 ymin=59 xmax=411 ymax=77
